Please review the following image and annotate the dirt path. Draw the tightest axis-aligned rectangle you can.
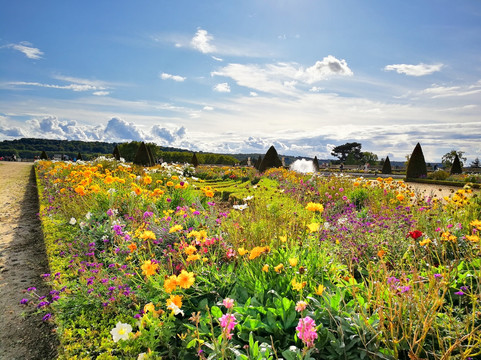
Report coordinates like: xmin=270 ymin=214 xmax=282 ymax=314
xmin=0 ymin=161 xmax=58 ymax=360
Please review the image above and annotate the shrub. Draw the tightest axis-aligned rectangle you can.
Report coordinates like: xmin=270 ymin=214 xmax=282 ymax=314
xmin=381 ymin=156 xmax=392 ymax=174
xmin=112 ymin=145 xmax=121 ymax=161
xmin=406 ymin=143 xmax=427 ymax=178
xmin=428 ymin=170 xmax=450 ymax=180
xmin=313 ymin=156 xmax=320 ymax=172
xmin=133 ymin=142 xmax=153 ymax=166
xmin=40 ymin=150 xmax=49 ymax=160
xmin=254 ymin=155 xmax=262 ymax=170
xmin=258 ymin=146 xmax=283 ymax=172
xmin=191 ymin=153 xmax=199 ymax=167
xmin=76 ymin=152 xmax=83 ymax=161
xmin=451 ymin=154 xmax=463 ymax=174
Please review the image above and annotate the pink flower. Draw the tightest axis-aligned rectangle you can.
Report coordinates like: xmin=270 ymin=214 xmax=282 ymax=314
xmin=223 ymin=298 xmax=235 ymax=309
xmin=295 ymin=301 xmax=307 ymax=312
xmin=219 ymin=313 xmax=237 ymax=339
xmin=296 ymin=316 xmax=318 ymax=348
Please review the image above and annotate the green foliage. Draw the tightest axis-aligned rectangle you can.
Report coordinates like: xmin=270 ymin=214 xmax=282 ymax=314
xmin=442 ymin=150 xmax=466 ymax=168
xmin=381 ymin=156 xmax=392 ymax=174
xmin=76 ymin=152 xmax=83 ymax=161
xmin=258 ymin=146 xmax=283 ymax=172
xmin=112 ymin=145 xmax=121 ymax=161
xmin=254 ymin=155 xmax=262 ymax=170
xmin=406 ymin=142 xmax=427 ymax=179
xmin=428 ymin=169 xmax=450 ymax=180
xmin=331 ymin=142 xmax=362 ymax=162
xmin=450 ymin=154 xmax=463 ymax=174
xmin=40 ymin=150 xmax=49 ymax=160
xmin=312 ymin=156 xmax=320 ymax=172
xmin=191 ymin=152 xmax=199 ymax=167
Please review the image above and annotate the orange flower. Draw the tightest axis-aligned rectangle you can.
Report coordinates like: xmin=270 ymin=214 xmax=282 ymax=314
xmin=143 ymin=176 xmax=152 ymax=185
xmin=305 ymin=202 xmax=324 ymax=212
xmin=377 ymin=249 xmax=386 ymax=258
xmin=465 ymin=235 xmax=479 ymax=243
xmin=152 ymin=188 xmax=165 ymax=196
xmin=104 ymin=175 xmax=115 ymax=184
xmin=249 ymin=246 xmax=269 ymax=260
xmin=204 ymin=190 xmax=214 ymax=198
xmin=74 ymin=185 xmax=86 ymax=196
xmin=164 ymin=275 xmax=178 ymax=293
xmin=128 ymin=243 xmax=137 ymax=253
xmin=166 ymin=181 xmax=174 ymax=187
xmin=274 ymin=263 xmax=284 ymax=273
xmin=262 ymin=264 xmax=269 ymax=272
xmin=166 ymin=295 xmax=183 ymax=309
xmin=141 ymin=260 xmax=159 ymax=277
xmin=184 ymin=245 xmax=197 ymax=255
xmin=177 ymin=270 xmax=195 ymax=289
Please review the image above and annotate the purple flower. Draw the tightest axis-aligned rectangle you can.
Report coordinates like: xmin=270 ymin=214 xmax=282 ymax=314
xmin=42 ymin=313 xmax=52 ymax=321
xmin=434 ymin=274 xmax=442 ymax=279
xmin=143 ymin=211 xmax=153 ymax=219
xmin=20 ymin=298 xmax=29 ymax=305
xmin=454 ymin=291 xmax=464 ymax=296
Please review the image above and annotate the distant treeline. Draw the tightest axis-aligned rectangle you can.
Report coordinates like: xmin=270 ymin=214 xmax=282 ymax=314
xmin=0 ymin=138 xmax=239 ymax=165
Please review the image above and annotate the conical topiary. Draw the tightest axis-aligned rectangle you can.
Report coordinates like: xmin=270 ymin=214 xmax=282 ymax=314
xmin=254 ymin=156 xmax=262 ymax=170
xmin=40 ymin=150 xmax=48 ymax=160
xmin=258 ymin=146 xmax=283 ymax=172
xmin=450 ymin=154 xmax=462 ymax=174
xmin=191 ymin=153 xmax=199 ymax=167
xmin=312 ymin=156 xmax=320 ymax=172
xmin=133 ymin=142 xmax=153 ymax=167
xmin=146 ymin=144 xmax=155 ymax=165
xmin=77 ymin=152 xmax=83 ymax=161
xmin=112 ymin=145 xmax=121 ymax=161
xmin=406 ymin=143 xmax=427 ymax=179
xmin=381 ymin=156 xmax=392 ymax=174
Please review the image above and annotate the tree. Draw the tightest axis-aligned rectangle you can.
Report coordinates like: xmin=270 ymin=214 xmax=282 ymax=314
xmin=361 ymin=151 xmax=378 ymax=165
xmin=258 ymin=146 xmax=283 ymax=172
xmin=470 ymin=157 xmax=480 ymax=168
xmin=191 ymin=153 xmax=199 ymax=167
xmin=450 ymin=154 xmax=463 ymax=174
xmin=40 ymin=150 xmax=49 ymax=160
xmin=406 ymin=143 xmax=427 ymax=179
xmin=112 ymin=145 xmax=121 ymax=161
xmin=331 ymin=142 xmax=362 ymax=162
xmin=133 ymin=142 xmax=153 ymax=167
xmin=381 ymin=156 xmax=392 ymax=174
xmin=77 ymin=152 xmax=83 ymax=161
xmin=442 ymin=150 xmax=466 ymax=168
xmin=312 ymin=156 xmax=320 ymax=172
xmin=254 ymin=156 xmax=262 ymax=170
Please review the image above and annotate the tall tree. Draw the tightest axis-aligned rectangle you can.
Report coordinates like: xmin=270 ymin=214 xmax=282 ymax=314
xmin=442 ymin=150 xmax=466 ymax=168
xmin=470 ymin=157 xmax=480 ymax=168
xmin=450 ymin=154 xmax=463 ymax=174
xmin=331 ymin=142 xmax=362 ymax=162
xmin=258 ymin=146 xmax=282 ymax=172
xmin=381 ymin=156 xmax=392 ymax=174
xmin=361 ymin=151 xmax=378 ymax=165
xmin=406 ymin=143 xmax=427 ymax=179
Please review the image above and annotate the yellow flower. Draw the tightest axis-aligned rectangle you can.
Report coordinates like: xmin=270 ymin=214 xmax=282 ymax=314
xmin=164 ymin=275 xmax=178 ymax=293
xmin=184 ymin=245 xmax=197 ymax=255
xmin=465 ymin=235 xmax=479 ymax=243
xmin=470 ymin=219 xmax=481 ymax=230
xmin=238 ymin=247 xmax=248 ymax=256
xmin=315 ymin=284 xmax=325 ymax=296
xmin=144 ymin=302 xmax=156 ymax=314
xmin=169 ymin=225 xmax=183 ymax=233
xmin=171 ymin=176 xmax=179 ymax=181
xmin=274 ymin=263 xmax=284 ymax=273
xmin=419 ymin=238 xmax=432 ymax=246
xmin=279 ymin=235 xmax=287 ymax=243
xmin=305 ymin=202 xmax=324 ymax=213
xmin=288 ymin=258 xmax=298 ymax=267
xmin=262 ymin=264 xmax=269 ymax=272
xmin=141 ymin=260 xmax=159 ymax=277
xmin=143 ymin=176 xmax=152 ymax=185
xmin=152 ymin=188 xmax=164 ymax=196
xmin=307 ymin=222 xmax=320 ymax=233
xmin=140 ymin=230 xmax=156 ymax=240
xmin=166 ymin=295 xmax=183 ymax=309
xmin=186 ymin=254 xmax=201 ymax=262
xmin=396 ymin=193 xmax=405 ymax=201
xmin=177 ymin=270 xmax=195 ymax=289
xmin=291 ymin=278 xmax=307 ymax=291
xmin=104 ymin=175 xmax=115 ymax=184
xmin=249 ymin=246 xmax=269 ymax=260
xmin=166 ymin=181 xmax=174 ymax=187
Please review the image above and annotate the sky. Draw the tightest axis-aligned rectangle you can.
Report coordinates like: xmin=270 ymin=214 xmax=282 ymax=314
xmin=1 ymin=0 xmax=480 ymax=163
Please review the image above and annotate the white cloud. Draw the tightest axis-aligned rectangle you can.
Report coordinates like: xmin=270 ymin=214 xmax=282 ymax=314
xmin=384 ymin=63 xmax=443 ymax=76
xmin=212 ymin=56 xmax=353 ymax=94
xmin=151 ymin=124 xmax=186 ymax=143
xmin=160 ymin=72 xmax=186 ymax=82
xmin=203 ymin=106 xmax=214 ymax=111
xmin=421 ymin=83 xmax=481 ymax=98
xmin=309 ymin=87 xmax=323 ymax=92
xmin=191 ymin=29 xmax=216 ymax=53
xmin=103 ymin=117 xmax=145 ymax=141
xmin=250 ymin=92 xmax=258 ymax=97
xmin=93 ymin=91 xmax=110 ymax=96
xmin=5 ymin=41 xmax=43 ymax=59
xmin=212 ymin=56 xmax=223 ymax=62
xmin=213 ymin=82 xmax=231 ymax=93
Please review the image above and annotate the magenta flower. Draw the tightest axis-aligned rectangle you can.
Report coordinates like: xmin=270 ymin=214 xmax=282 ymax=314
xmin=296 ymin=316 xmax=318 ymax=348
xmin=219 ymin=313 xmax=237 ymax=339
xmin=222 ymin=298 xmax=235 ymax=309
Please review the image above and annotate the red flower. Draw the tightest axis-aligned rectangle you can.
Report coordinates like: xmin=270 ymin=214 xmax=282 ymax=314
xmin=408 ymin=230 xmax=423 ymax=239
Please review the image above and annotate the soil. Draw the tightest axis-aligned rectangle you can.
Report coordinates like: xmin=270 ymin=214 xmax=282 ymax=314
xmin=0 ymin=162 xmax=476 ymax=359
xmin=0 ymin=161 xmax=58 ymax=360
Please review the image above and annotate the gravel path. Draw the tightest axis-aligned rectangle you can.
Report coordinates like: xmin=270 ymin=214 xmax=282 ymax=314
xmin=0 ymin=161 xmax=58 ymax=360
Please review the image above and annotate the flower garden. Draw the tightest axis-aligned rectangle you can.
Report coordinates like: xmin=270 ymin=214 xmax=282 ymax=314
xmin=23 ymin=158 xmax=481 ymax=359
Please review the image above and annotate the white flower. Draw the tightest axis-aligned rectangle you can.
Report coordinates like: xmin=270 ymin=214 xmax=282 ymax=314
xmin=323 ymin=222 xmax=330 ymax=230
xmin=69 ymin=217 xmax=77 ymax=225
xmin=138 ymin=353 xmax=147 ymax=360
xmin=233 ymin=204 xmax=248 ymax=211
xmin=79 ymin=221 xmax=87 ymax=229
xmin=107 ymin=188 xmax=116 ymax=194
xmin=167 ymin=303 xmax=184 ymax=316
xmin=85 ymin=212 xmax=92 ymax=220
xmin=243 ymin=195 xmax=254 ymax=201
xmin=110 ymin=321 xmax=132 ymax=342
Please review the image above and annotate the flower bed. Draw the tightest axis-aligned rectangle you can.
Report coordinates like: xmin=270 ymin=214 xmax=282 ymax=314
xmin=24 ymin=159 xmax=481 ymax=359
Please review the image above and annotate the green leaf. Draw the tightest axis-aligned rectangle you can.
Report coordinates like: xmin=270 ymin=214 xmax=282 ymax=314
xmin=210 ymin=305 xmax=223 ymax=319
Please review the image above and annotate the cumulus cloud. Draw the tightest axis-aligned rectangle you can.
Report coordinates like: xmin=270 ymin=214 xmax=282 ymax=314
xmin=0 ymin=121 xmax=25 ymax=137
xmin=160 ymin=72 xmax=186 ymax=82
xmin=384 ymin=63 xmax=443 ymax=76
xmin=103 ymin=117 xmax=145 ymax=141
xmin=191 ymin=29 xmax=216 ymax=53
xmin=5 ymin=41 xmax=43 ymax=59
xmin=212 ymin=56 xmax=353 ymax=94
xmin=213 ymin=82 xmax=231 ymax=93
xmin=203 ymin=106 xmax=214 ymax=111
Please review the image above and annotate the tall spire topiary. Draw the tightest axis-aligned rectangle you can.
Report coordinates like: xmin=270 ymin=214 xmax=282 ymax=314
xmin=381 ymin=156 xmax=392 ymax=174
xmin=40 ymin=150 xmax=48 ymax=160
xmin=112 ymin=145 xmax=121 ymax=161
xmin=77 ymin=152 xmax=83 ymax=161
xmin=450 ymin=154 xmax=462 ymax=174
xmin=258 ymin=145 xmax=283 ymax=172
xmin=133 ymin=142 xmax=153 ymax=166
xmin=406 ymin=143 xmax=427 ymax=179
xmin=191 ymin=153 xmax=199 ymax=167
xmin=254 ymin=155 xmax=262 ymax=170
xmin=146 ymin=144 xmax=155 ymax=165
xmin=312 ymin=156 xmax=320 ymax=172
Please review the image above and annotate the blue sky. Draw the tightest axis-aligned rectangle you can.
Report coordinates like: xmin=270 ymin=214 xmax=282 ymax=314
xmin=1 ymin=1 xmax=480 ymax=163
